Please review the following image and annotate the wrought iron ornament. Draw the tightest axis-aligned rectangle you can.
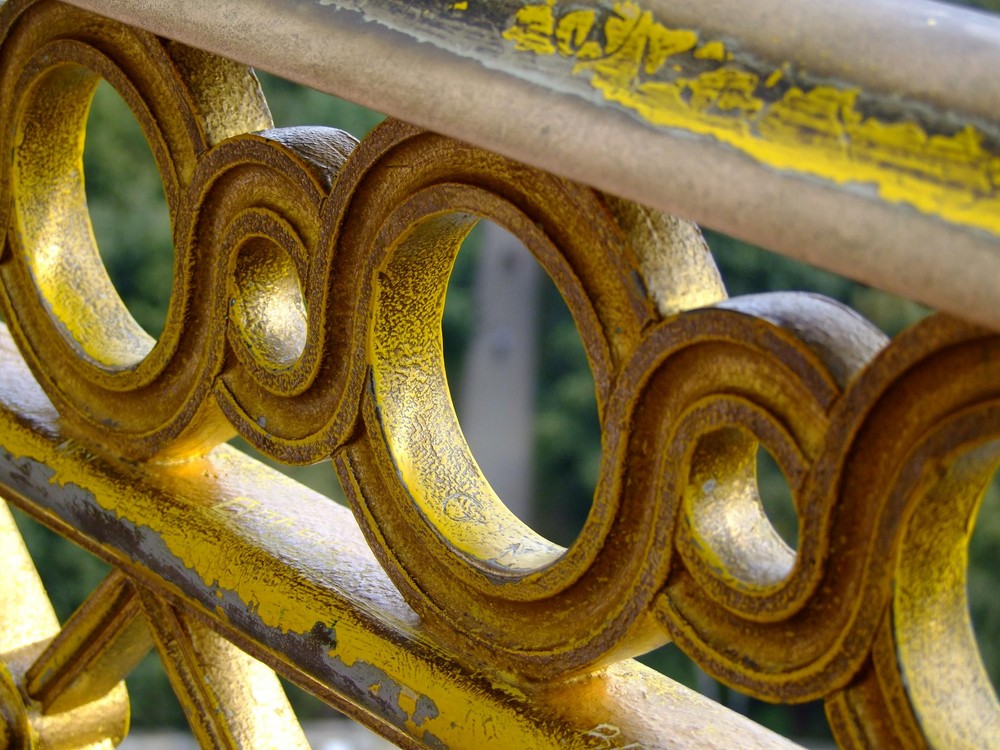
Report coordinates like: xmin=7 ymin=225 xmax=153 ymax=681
xmin=0 ymin=1 xmax=996 ymax=747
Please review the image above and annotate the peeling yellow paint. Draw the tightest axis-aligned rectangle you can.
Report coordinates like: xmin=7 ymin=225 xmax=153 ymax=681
xmin=10 ymin=441 xmax=336 ymax=638
xmin=504 ymin=1 xmax=557 ymax=54
xmin=327 ymin=622 xmax=547 ymax=746
xmin=694 ymin=40 xmax=730 ymax=62
xmin=0 ymin=394 xmax=540 ymax=747
xmin=398 ymin=688 xmax=417 ymax=714
xmin=554 ymin=10 xmax=599 ymax=58
xmin=504 ymin=0 xmax=1000 ymax=236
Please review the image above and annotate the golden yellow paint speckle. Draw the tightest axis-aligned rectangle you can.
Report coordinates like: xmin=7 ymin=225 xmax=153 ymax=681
xmin=398 ymin=688 xmax=418 ymax=718
xmin=554 ymin=10 xmax=597 ymax=57
xmin=694 ymin=40 xmax=730 ymax=62
xmin=685 ymin=69 xmax=763 ymax=121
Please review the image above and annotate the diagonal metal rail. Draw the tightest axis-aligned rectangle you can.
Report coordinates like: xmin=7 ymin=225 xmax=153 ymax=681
xmin=64 ymin=0 xmax=1000 ymax=329
xmin=0 ymin=323 xmax=802 ymax=750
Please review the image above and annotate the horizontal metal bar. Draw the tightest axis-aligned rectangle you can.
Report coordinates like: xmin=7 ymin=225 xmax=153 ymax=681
xmin=0 ymin=323 xmax=802 ymax=750
xmin=64 ymin=0 xmax=1000 ymax=330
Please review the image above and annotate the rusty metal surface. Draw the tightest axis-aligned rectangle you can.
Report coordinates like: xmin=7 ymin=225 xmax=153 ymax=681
xmin=0 ymin=322 xmax=803 ymax=750
xmin=60 ymin=0 xmax=1000 ymax=331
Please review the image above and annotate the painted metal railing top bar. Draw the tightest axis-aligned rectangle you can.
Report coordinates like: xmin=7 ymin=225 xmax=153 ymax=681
xmin=0 ymin=0 xmax=998 ymax=748
xmin=65 ymin=0 xmax=1000 ymax=331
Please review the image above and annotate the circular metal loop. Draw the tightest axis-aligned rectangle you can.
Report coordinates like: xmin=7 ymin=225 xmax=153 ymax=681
xmin=333 ymin=122 xmax=691 ymax=679
xmin=0 ymin=0 xmax=270 ymax=458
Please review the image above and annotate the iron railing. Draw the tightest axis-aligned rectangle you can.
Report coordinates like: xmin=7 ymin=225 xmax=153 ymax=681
xmin=0 ymin=0 xmax=998 ymax=748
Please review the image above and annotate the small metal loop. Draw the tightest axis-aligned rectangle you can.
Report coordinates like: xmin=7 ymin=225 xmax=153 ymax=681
xmin=652 ymin=293 xmax=887 ymax=701
xmin=194 ymin=127 xmax=359 ymax=464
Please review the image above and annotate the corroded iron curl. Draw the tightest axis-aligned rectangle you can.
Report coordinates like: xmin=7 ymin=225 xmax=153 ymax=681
xmin=0 ymin=0 xmax=271 ymax=458
xmin=0 ymin=2 xmax=997 ymax=748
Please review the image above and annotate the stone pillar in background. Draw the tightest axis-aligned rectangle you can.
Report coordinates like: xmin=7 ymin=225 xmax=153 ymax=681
xmin=458 ymin=222 xmax=541 ymax=526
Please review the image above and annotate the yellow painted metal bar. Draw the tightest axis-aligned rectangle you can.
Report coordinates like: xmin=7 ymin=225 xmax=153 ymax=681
xmin=0 ymin=323 xmax=802 ymax=750
xmin=24 ymin=571 xmax=150 ymax=715
xmin=0 ymin=502 xmax=129 ymax=748
xmin=61 ymin=0 xmax=1000 ymax=331
xmin=136 ymin=589 xmax=310 ymax=750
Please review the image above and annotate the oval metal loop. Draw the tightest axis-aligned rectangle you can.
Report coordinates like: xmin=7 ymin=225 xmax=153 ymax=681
xmin=332 ymin=121 xmax=721 ymax=679
xmin=192 ymin=127 xmax=360 ymax=463
xmin=817 ymin=315 xmax=1000 ymax=743
xmin=0 ymin=0 xmax=271 ymax=458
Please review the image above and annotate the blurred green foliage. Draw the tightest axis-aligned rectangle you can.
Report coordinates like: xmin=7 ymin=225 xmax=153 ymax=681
xmin=6 ymin=18 xmax=999 ymax=742
xmin=82 ymin=81 xmax=173 ymax=338
xmin=953 ymin=0 xmax=1000 ymax=11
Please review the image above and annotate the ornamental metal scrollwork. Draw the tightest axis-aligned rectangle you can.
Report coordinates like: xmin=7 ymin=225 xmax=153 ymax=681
xmin=0 ymin=1 xmax=996 ymax=748
xmin=0 ymin=0 xmax=271 ymax=458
